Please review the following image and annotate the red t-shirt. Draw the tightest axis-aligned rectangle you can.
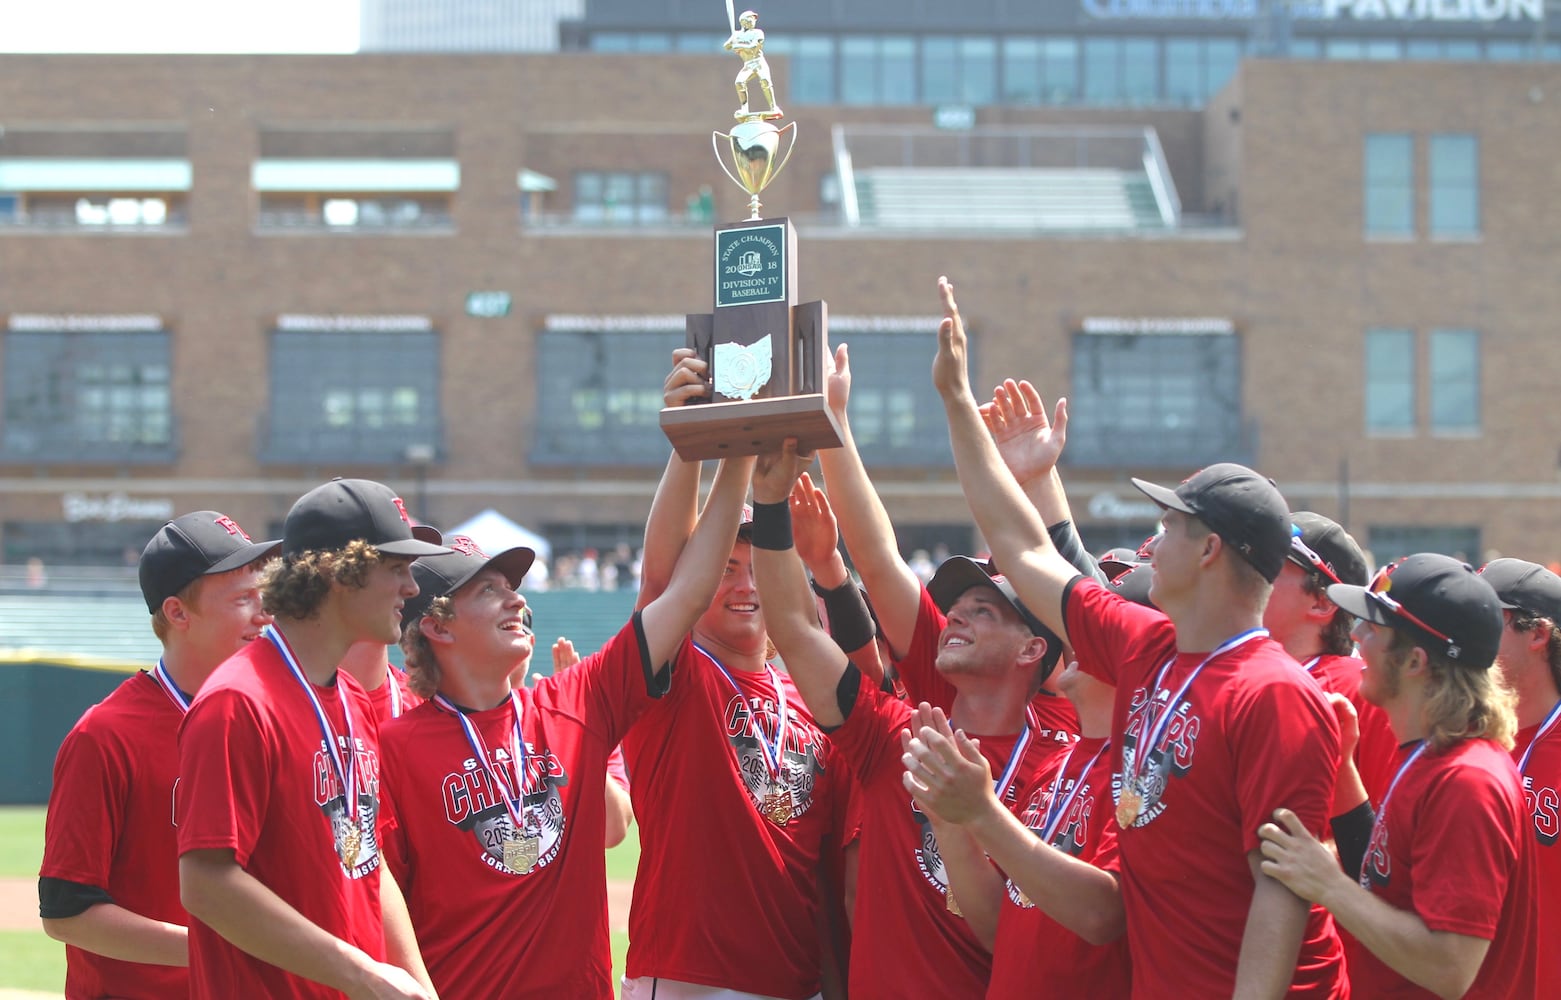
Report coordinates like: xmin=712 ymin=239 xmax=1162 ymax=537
xmin=1065 ymin=579 xmax=1346 ymax=999
xmin=1351 ymin=738 xmax=1537 ymax=998
xmin=1306 ymin=653 xmax=1397 ymax=807
xmin=40 ymin=671 xmax=190 ymax=1000
xmin=176 ymin=633 xmax=385 ymax=1000
xmin=377 ymin=617 xmax=656 ymax=1000
xmin=829 ymin=671 xmax=1071 ymax=1000
xmin=987 ymin=734 xmax=1131 ymax=999
xmin=894 ymin=584 xmax=1080 ymax=739
xmin=620 ymin=641 xmax=850 ymax=999
xmin=363 ymin=667 xmax=420 ymax=727
xmin=1513 ymin=713 xmax=1561 ymax=996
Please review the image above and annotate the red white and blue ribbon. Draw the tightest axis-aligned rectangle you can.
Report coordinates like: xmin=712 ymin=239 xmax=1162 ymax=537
xmin=1040 ymin=738 xmax=1111 ymax=843
xmin=265 ymin=625 xmax=361 ymax=826
xmin=432 ymin=691 xmax=530 ymax=830
xmin=1359 ymin=739 xmax=1428 ymax=887
xmin=387 ymin=673 xmax=403 ymax=719
xmin=1518 ymin=698 xmax=1561 ymax=776
xmin=150 ymin=657 xmax=192 ymax=713
xmin=1131 ymin=628 xmax=1268 ymax=784
xmin=992 ymin=706 xmax=1040 ymax=803
xmin=698 ymin=643 xmax=790 ymax=785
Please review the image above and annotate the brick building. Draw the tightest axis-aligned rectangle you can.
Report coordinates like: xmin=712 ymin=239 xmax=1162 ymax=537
xmin=0 ymin=51 xmax=1557 ymax=571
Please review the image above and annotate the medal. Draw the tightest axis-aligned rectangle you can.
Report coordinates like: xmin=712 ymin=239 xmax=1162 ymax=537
xmin=762 ymin=786 xmax=793 ymax=826
xmin=267 ymin=627 xmax=366 ymax=872
xmin=340 ymin=825 xmax=361 ymax=869
xmin=1014 ymin=885 xmax=1033 ymax=908
xmin=504 ymin=830 xmax=540 ymax=874
xmin=433 ymin=690 xmax=539 ymax=875
xmin=1117 ymin=629 xmax=1267 ymax=830
xmin=700 ymin=647 xmax=797 ymax=825
xmin=945 ymin=886 xmax=963 ymax=917
xmin=1115 ymin=786 xmax=1142 ymax=829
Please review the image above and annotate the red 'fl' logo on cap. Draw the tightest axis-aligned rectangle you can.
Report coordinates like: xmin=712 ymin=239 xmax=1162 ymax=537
xmin=391 ymin=497 xmax=411 ymax=525
xmin=448 ymin=535 xmax=488 ymax=558
xmin=213 ymin=515 xmax=251 ymax=541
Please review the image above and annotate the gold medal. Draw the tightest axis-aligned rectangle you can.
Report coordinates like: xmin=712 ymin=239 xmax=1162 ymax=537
xmin=503 ymin=831 xmax=539 ymax=874
xmin=1014 ymin=886 xmax=1033 ymax=908
xmin=1115 ymin=787 xmax=1142 ymax=829
xmin=761 ymin=786 xmax=792 ymax=826
xmin=945 ymin=885 xmax=963 ymax=917
xmin=339 ymin=824 xmax=361 ymax=869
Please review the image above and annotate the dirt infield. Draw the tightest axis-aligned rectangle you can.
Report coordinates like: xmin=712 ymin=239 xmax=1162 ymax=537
xmin=1 ymin=875 xmax=635 ymax=933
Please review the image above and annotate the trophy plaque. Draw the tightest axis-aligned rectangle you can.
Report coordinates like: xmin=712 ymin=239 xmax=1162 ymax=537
xmin=660 ymin=4 xmax=843 ymax=461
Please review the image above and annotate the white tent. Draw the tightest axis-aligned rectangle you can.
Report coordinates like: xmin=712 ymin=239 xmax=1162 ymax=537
xmin=446 ymin=508 xmax=552 ymax=563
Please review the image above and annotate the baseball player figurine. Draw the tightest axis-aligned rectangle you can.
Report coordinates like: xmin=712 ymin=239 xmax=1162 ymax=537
xmin=725 ymin=8 xmax=781 ymax=120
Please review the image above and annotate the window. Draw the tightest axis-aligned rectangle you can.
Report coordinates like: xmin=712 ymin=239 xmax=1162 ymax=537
xmin=1068 ymin=328 xmax=1248 ymax=467
xmin=1428 ymin=134 xmax=1479 ymax=236
xmin=263 ymin=325 xmax=441 ymax=463
xmin=572 ymin=171 xmax=668 ymax=225
xmin=1367 ymin=525 xmax=1480 ymax=565
xmin=531 ymin=327 xmax=685 ymax=465
xmin=1001 ymin=36 xmax=1079 ymax=104
xmin=831 ymin=330 xmax=954 ymax=467
xmin=2 ymin=326 xmax=174 ymax=462
xmin=1364 ymin=328 xmax=1415 ymax=433
xmin=1083 ymin=37 xmax=1160 ymax=105
xmin=839 ymin=36 xmax=917 ymax=105
xmin=1428 ymin=329 xmax=1479 ymax=433
xmin=1364 ymin=133 xmax=1414 ymax=236
xmin=766 ymin=34 xmax=835 ymax=104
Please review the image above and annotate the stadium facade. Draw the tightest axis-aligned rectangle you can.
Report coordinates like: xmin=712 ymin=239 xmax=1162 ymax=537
xmin=0 ymin=39 xmax=1557 ymax=570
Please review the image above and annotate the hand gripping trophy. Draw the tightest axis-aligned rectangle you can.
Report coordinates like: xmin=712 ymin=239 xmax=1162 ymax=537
xmin=658 ymin=3 xmax=841 ymax=461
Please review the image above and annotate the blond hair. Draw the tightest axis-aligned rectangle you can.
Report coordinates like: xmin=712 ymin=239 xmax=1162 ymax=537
xmin=400 ymin=596 xmax=456 ymax=699
xmin=1393 ymin=630 xmax=1519 ymax=752
xmin=150 ymin=575 xmax=208 ymax=642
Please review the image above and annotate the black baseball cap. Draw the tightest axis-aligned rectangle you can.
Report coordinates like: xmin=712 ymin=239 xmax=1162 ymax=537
xmin=927 ymin=556 xmax=1064 ymax=676
xmin=139 ymin=511 xmax=280 ymax=613
xmin=282 ymin=478 xmax=450 ymax=559
xmin=1479 ymin=558 xmax=1561 ymax=624
xmin=1288 ymin=511 xmax=1369 ymax=587
xmin=1131 ymin=463 xmax=1291 ymax=583
xmin=1327 ymin=553 xmax=1504 ymax=670
xmin=402 ymin=535 xmax=536 ymax=627
xmin=736 ymin=503 xmax=754 ymax=541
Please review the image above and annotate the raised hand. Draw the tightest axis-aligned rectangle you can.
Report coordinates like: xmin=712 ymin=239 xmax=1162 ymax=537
xmin=753 ymin=437 xmax=817 ymax=506
xmin=932 ymin=276 xmax=973 ymax=402
xmin=900 ymin=701 xmax=994 ymax=826
xmin=823 ymin=342 xmax=851 ymax=421
xmin=551 ymin=637 xmax=580 ymax=673
xmin=789 ymin=472 xmax=840 ymax=574
xmin=981 ymin=379 xmax=1069 ymax=486
xmin=664 ymin=347 xmax=709 ymax=408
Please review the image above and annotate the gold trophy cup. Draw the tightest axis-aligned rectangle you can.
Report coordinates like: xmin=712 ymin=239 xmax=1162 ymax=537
xmin=659 ymin=4 xmax=841 ymax=461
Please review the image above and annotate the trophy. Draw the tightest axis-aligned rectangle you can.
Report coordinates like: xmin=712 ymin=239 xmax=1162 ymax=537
xmin=659 ymin=4 xmax=843 ymax=461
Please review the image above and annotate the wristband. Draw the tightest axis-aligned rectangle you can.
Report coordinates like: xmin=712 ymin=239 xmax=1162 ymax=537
xmin=812 ymin=578 xmax=877 ymax=653
xmin=747 ymin=499 xmax=793 ymax=551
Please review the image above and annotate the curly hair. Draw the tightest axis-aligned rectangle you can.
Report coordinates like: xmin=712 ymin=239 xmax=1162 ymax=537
xmin=1390 ymin=629 xmax=1519 ymax=752
xmin=400 ymin=596 xmax=456 ymax=700
xmin=1301 ymin=568 xmax=1357 ymax=657
xmin=261 ymin=539 xmax=384 ymax=621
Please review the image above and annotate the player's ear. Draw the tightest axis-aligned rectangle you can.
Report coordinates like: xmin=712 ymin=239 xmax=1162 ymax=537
xmin=162 ymin=595 xmax=194 ymax=632
xmin=419 ymin=612 xmax=456 ymax=646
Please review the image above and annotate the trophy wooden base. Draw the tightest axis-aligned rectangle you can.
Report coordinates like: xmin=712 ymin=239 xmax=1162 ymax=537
xmin=660 ymin=393 xmax=842 ymax=462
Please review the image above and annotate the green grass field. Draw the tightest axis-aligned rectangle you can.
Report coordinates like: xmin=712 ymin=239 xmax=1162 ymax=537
xmin=0 ymin=806 xmax=642 ymax=996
